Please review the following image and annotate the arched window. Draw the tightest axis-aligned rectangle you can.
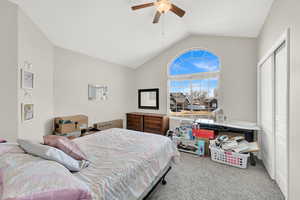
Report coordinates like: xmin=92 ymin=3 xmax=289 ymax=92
xmin=168 ymin=49 xmax=220 ymax=117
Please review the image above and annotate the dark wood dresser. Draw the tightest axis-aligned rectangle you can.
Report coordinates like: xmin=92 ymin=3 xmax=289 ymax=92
xmin=126 ymin=112 xmax=169 ymax=135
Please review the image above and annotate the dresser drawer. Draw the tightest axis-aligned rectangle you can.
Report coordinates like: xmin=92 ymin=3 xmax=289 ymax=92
xmin=144 ymin=116 xmax=162 ymax=124
xmin=127 ymin=114 xmax=143 ymax=131
xmin=144 ymin=116 xmax=163 ymax=134
xmin=127 ymin=114 xmax=143 ymax=120
xmin=144 ymin=123 xmax=161 ymax=130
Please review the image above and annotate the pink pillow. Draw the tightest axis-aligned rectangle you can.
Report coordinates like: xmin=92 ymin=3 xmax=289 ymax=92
xmin=0 ymin=139 xmax=6 ymax=143
xmin=43 ymin=135 xmax=87 ymax=161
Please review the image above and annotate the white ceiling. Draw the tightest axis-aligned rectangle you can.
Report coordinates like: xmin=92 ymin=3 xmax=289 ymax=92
xmin=10 ymin=0 xmax=274 ymax=68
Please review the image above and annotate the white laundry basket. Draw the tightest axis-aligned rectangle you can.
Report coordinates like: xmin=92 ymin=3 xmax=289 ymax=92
xmin=209 ymin=145 xmax=250 ymax=169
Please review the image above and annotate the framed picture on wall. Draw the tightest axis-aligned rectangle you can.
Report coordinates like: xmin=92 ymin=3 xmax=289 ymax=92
xmin=88 ymin=85 xmax=108 ymax=101
xmin=22 ymin=103 xmax=34 ymax=121
xmin=21 ymin=69 xmax=34 ymax=89
xmin=138 ymin=88 xmax=159 ymax=110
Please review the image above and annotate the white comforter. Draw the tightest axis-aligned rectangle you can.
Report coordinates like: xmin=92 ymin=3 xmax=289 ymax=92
xmin=73 ymin=128 xmax=180 ymax=200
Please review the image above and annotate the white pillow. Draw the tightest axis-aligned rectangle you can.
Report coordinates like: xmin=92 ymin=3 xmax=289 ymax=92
xmin=17 ymin=139 xmax=89 ymax=172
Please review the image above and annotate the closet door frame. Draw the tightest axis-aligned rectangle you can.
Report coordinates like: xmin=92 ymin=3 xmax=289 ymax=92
xmin=257 ymin=28 xmax=290 ymax=199
xmin=258 ymin=54 xmax=276 ymax=179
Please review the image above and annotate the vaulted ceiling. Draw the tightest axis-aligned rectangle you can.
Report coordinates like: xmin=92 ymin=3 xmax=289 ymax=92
xmin=10 ymin=0 xmax=274 ymax=68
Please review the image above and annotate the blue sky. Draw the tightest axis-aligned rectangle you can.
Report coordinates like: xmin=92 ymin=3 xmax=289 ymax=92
xmin=170 ymin=50 xmax=220 ymax=76
xmin=169 ymin=50 xmax=220 ymax=96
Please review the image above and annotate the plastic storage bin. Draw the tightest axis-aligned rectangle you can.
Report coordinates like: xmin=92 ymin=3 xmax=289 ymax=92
xmin=192 ymin=129 xmax=215 ymax=139
xmin=209 ymin=145 xmax=250 ymax=169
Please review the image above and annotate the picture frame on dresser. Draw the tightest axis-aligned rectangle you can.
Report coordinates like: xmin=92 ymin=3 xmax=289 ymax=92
xmin=138 ymin=88 xmax=159 ymax=110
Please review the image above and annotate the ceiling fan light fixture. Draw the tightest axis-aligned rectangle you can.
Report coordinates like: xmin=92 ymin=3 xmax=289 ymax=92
xmin=131 ymin=0 xmax=185 ymax=24
xmin=155 ymin=0 xmax=172 ymax=13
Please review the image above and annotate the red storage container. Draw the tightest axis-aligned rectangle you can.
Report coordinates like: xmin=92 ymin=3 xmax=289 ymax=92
xmin=192 ymin=129 xmax=215 ymax=139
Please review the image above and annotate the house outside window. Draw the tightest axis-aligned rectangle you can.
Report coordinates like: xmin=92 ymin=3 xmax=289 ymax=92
xmin=168 ymin=49 xmax=220 ymax=118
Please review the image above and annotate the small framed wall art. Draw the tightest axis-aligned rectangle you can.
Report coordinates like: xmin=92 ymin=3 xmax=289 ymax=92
xmin=22 ymin=103 xmax=34 ymax=121
xmin=21 ymin=69 xmax=34 ymax=89
xmin=88 ymin=84 xmax=108 ymax=101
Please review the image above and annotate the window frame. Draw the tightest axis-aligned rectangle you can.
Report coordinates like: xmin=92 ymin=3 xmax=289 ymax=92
xmin=167 ymin=48 xmax=221 ymax=116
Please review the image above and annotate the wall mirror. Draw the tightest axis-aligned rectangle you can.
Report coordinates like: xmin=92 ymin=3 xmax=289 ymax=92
xmin=138 ymin=88 xmax=159 ymax=110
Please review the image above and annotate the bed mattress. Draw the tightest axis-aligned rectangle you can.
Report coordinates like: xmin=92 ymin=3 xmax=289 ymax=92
xmin=73 ymin=128 xmax=180 ymax=200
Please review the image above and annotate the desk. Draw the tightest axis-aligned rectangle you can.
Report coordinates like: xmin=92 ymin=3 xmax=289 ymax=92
xmin=195 ymin=119 xmax=260 ymax=166
xmin=195 ymin=119 xmax=260 ymax=141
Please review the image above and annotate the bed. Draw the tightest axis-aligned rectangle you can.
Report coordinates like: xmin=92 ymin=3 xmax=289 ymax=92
xmin=0 ymin=128 xmax=180 ymax=200
xmin=73 ymin=128 xmax=180 ymax=200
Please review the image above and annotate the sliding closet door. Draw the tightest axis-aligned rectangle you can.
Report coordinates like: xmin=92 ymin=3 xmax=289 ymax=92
xmin=260 ymin=56 xmax=275 ymax=179
xmin=275 ymin=43 xmax=288 ymax=197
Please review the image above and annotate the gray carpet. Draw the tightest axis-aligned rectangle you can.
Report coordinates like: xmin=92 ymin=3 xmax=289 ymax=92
xmin=148 ymin=153 xmax=284 ymax=200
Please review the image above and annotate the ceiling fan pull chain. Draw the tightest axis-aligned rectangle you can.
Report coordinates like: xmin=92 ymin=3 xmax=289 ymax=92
xmin=161 ymin=14 xmax=166 ymax=47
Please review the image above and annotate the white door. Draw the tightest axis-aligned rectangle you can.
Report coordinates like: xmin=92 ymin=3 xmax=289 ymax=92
xmin=275 ymin=42 xmax=288 ymax=197
xmin=260 ymin=56 xmax=275 ymax=179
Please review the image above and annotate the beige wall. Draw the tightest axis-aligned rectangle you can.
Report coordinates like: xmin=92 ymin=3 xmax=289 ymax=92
xmin=0 ymin=0 xmax=18 ymax=142
xmin=0 ymin=0 xmax=136 ymax=140
xmin=135 ymin=35 xmax=258 ymax=122
xmin=17 ymin=9 xmax=55 ymax=141
xmin=54 ymin=47 xmax=136 ymax=126
xmin=258 ymin=0 xmax=300 ymax=199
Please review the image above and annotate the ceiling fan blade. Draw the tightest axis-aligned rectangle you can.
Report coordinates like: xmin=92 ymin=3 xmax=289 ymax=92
xmin=153 ymin=11 xmax=161 ymax=24
xmin=132 ymin=2 xmax=155 ymax=10
xmin=170 ymin=4 xmax=186 ymax=17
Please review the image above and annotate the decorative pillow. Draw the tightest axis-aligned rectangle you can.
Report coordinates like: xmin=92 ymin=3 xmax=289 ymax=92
xmin=17 ymin=139 xmax=89 ymax=172
xmin=0 ymin=138 xmax=6 ymax=143
xmin=0 ymin=143 xmax=24 ymax=156
xmin=0 ymin=155 xmax=92 ymax=200
xmin=44 ymin=135 xmax=87 ymax=161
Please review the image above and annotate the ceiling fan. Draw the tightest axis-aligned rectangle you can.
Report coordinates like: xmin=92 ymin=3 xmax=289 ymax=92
xmin=131 ymin=0 xmax=186 ymax=24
